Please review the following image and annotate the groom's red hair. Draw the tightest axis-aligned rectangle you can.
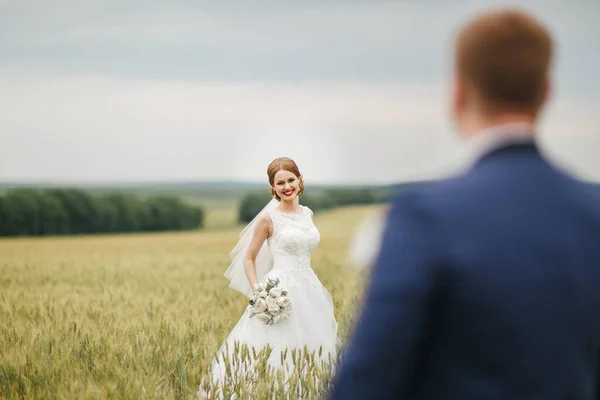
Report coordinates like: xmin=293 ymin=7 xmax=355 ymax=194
xmin=456 ymin=8 xmax=553 ymax=116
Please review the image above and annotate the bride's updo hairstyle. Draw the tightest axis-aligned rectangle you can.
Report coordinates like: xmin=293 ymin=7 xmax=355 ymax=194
xmin=267 ymin=157 xmax=305 ymax=201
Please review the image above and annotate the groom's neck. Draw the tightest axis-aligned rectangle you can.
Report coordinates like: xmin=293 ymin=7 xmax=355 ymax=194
xmin=463 ymin=112 xmax=537 ymax=139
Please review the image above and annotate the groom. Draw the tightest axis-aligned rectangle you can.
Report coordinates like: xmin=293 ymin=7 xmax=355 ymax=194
xmin=330 ymin=8 xmax=600 ymax=400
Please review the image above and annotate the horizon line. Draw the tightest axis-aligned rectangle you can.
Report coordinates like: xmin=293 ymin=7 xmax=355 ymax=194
xmin=0 ymin=177 xmax=429 ymax=188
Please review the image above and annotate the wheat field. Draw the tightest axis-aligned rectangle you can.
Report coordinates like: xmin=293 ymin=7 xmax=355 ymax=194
xmin=0 ymin=205 xmax=381 ymax=399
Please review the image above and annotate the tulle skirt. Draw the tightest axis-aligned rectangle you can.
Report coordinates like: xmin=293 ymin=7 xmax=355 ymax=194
xmin=198 ymin=267 xmax=339 ymax=398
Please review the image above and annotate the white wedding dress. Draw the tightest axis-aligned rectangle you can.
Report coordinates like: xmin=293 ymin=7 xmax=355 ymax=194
xmin=198 ymin=205 xmax=339 ymax=398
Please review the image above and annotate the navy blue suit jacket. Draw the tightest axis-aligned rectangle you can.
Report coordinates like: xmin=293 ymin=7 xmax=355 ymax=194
xmin=330 ymin=142 xmax=600 ymax=399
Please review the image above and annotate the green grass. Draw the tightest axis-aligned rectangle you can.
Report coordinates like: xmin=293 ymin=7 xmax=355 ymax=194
xmin=0 ymin=205 xmax=382 ymax=399
xmin=202 ymin=209 xmax=238 ymax=231
xmin=184 ymin=197 xmax=239 ymax=231
xmin=182 ymin=197 xmax=238 ymax=212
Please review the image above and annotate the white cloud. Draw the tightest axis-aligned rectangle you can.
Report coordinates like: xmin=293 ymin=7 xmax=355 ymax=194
xmin=0 ymin=0 xmax=598 ymax=183
xmin=1 ymin=1 xmax=457 ymax=47
xmin=0 ymin=69 xmax=598 ymax=183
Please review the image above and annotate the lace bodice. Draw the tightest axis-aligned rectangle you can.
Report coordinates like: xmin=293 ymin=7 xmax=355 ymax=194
xmin=267 ymin=206 xmax=320 ymax=271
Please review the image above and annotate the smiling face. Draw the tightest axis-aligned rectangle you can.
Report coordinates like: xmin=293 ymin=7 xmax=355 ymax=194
xmin=272 ymin=169 xmax=300 ymax=202
xmin=267 ymin=157 xmax=305 ymax=202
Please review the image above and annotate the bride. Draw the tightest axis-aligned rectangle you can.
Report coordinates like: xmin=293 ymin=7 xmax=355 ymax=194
xmin=198 ymin=157 xmax=339 ymax=398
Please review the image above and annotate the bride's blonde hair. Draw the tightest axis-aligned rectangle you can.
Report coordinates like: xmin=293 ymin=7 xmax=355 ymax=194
xmin=267 ymin=157 xmax=305 ymax=201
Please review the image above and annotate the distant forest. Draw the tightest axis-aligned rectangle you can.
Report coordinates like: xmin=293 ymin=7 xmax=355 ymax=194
xmin=0 ymin=181 xmax=598 ymax=237
xmin=0 ymin=188 xmax=204 ymax=237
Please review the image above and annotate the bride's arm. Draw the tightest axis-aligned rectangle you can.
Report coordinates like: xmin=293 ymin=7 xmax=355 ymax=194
xmin=243 ymin=214 xmax=273 ymax=290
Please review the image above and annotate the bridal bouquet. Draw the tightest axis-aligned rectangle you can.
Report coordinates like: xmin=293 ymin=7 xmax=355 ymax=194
xmin=248 ymin=278 xmax=292 ymax=325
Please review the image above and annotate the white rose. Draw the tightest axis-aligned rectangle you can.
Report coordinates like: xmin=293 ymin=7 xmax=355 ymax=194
xmin=265 ymin=296 xmax=277 ymax=308
xmin=254 ymin=298 xmax=267 ymax=313
xmin=255 ymin=283 xmax=266 ymax=293
xmin=266 ymin=297 xmax=280 ymax=314
xmin=269 ymin=287 xmax=282 ymax=298
xmin=277 ymin=296 xmax=290 ymax=308
xmin=258 ymin=291 xmax=268 ymax=299
xmin=268 ymin=304 xmax=281 ymax=315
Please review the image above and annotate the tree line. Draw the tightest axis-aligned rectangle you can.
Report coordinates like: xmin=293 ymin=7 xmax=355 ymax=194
xmin=238 ymin=188 xmax=385 ymax=223
xmin=0 ymin=188 xmax=204 ymax=237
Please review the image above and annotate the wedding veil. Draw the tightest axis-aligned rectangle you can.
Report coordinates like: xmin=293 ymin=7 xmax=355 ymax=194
xmin=223 ymin=197 xmax=279 ymax=297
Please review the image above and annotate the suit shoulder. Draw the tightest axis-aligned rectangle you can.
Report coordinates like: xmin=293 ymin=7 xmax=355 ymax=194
xmin=384 ymin=182 xmax=447 ymax=264
xmin=388 ymin=179 xmax=449 ymax=218
xmin=390 ymin=178 xmax=462 ymax=206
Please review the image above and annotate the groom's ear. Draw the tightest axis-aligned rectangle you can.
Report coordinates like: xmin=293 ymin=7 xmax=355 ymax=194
xmin=539 ymin=77 xmax=551 ymax=110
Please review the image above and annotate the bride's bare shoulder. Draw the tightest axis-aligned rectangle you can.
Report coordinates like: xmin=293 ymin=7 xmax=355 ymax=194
xmin=254 ymin=211 xmax=274 ymax=236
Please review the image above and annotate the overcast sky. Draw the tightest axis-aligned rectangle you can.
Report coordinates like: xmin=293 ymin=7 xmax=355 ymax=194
xmin=1 ymin=0 xmax=599 ymax=184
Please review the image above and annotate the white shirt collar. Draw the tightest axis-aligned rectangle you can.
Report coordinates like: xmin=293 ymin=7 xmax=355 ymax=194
xmin=457 ymin=122 xmax=536 ymax=171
